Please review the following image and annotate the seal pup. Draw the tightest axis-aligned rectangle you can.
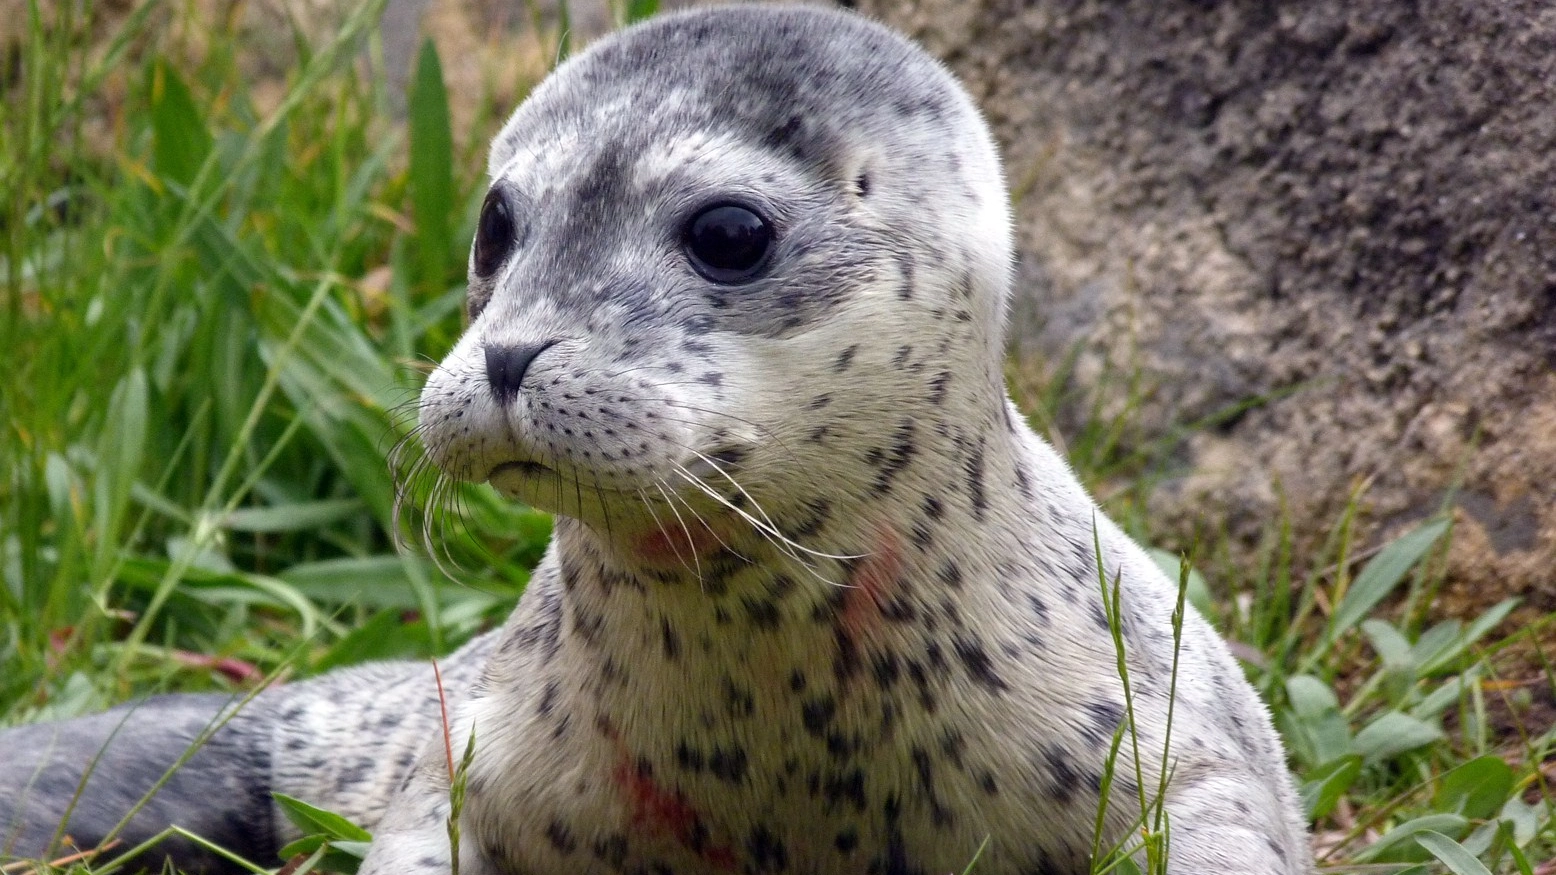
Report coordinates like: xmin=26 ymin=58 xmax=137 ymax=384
xmin=2 ymin=6 xmax=1313 ymax=874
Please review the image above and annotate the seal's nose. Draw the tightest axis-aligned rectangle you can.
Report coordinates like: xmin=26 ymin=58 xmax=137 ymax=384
xmin=484 ymin=341 xmax=555 ymax=403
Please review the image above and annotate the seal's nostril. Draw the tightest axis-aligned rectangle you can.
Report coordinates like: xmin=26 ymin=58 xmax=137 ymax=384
xmin=484 ymin=340 xmax=557 ymax=403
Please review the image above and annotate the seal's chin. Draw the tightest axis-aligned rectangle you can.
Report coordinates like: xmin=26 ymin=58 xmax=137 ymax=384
xmin=485 ymin=460 xmax=566 ymax=513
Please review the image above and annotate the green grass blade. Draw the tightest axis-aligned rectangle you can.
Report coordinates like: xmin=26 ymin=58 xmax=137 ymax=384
xmin=409 ymin=37 xmax=455 ymax=291
xmin=1327 ymin=518 xmax=1450 ymax=650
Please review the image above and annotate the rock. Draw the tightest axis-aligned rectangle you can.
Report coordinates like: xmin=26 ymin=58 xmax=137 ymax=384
xmin=858 ymin=0 xmax=1556 ymax=627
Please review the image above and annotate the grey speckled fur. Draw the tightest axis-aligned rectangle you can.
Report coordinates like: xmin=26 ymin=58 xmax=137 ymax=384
xmin=2 ymin=6 xmax=1313 ymax=874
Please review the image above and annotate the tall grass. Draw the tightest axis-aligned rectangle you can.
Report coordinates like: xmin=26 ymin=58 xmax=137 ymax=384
xmin=0 ymin=0 xmax=548 ymax=724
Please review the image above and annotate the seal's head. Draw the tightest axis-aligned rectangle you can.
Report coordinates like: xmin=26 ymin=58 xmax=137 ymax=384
xmin=417 ymin=5 xmax=1013 ymax=565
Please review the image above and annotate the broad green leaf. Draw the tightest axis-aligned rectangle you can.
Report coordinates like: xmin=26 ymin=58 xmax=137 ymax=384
xmin=1282 ymin=675 xmax=1351 ymax=765
xmin=274 ymin=792 xmax=372 ymax=842
xmin=278 ymin=555 xmax=469 ymax=610
xmin=1409 ymin=618 xmax=1463 ymax=670
xmin=1285 ymin=674 xmax=1339 ymax=717
xmin=1434 ymin=755 xmax=1515 ymax=820
xmin=148 ymin=60 xmax=212 ymax=186
xmin=313 ymin=608 xmax=436 ymax=673
xmin=1330 ymin=518 xmax=1449 ymax=639
xmin=1362 ymin=619 xmax=1413 ymax=671
xmin=1357 ymin=813 xmax=1468 ymax=863
xmin=1500 ymin=796 xmax=1541 ymax=846
xmin=1300 ymin=754 xmax=1361 ymax=820
xmin=1354 ymin=711 xmax=1443 ymax=763
xmin=277 ymin=835 xmax=367 ymax=875
xmin=1415 ymin=829 xmax=1494 ymax=875
xmin=1410 ymin=665 xmax=1485 ymax=721
xmin=1418 ymin=599 xmax=1519 ymax=676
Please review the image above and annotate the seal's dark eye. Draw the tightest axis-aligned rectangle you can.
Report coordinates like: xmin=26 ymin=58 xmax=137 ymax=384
xmin=684 ymin=204 xmax=773 ymax=284
xmin=473 ymin=188 xmax=516 ymax=279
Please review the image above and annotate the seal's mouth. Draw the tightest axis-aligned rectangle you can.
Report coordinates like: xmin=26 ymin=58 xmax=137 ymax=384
xmin=488 ymin=459 xmax=550 ymax=480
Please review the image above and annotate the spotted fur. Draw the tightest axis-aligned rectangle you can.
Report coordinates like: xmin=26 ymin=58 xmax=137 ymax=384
xmin=2 ymin=6 xmax=1311 ymax=874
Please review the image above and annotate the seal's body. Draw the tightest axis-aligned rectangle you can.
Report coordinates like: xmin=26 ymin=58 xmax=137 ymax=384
xmin=2 ymin=7 xmax=1312 ymax=874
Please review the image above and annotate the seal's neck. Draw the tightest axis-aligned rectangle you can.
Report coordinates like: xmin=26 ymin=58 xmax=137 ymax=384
xmin=545 ymin=400 xmax=1085 ymax=683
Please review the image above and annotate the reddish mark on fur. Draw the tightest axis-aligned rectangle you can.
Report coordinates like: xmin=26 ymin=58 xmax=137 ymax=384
xmin=612 ymin=752 xmax=737 ymax=871
xmin=839 ymin=520 xmax=905 ymax=641
xmin=630 ymin=518 xmax=726 ymax=567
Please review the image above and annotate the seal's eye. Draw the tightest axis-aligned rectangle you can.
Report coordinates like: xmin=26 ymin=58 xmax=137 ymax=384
xmin=683 ymin=204 xmax=772 ymax=284
xmin=473 ymin=188 xmax=516 ymax=279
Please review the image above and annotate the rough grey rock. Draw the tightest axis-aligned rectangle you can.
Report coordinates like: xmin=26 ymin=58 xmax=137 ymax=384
xmin=858 ymin=0 xmax=1556 ymax=627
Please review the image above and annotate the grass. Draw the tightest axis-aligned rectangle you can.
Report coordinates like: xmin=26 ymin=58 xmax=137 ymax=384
xmin=1 ymin=1 xmax=1552 ymax=873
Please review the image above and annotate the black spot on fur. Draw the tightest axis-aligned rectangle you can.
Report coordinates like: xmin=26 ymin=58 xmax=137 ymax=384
xmin=820 ymin=767 xmax=867 ymax=811
xmin=871 ymin=418 xmax=917 ymax=495
xmin=954 ymin=637 xmax=1007 ymax=693
xmin=676 ymin=740 xmax=704 ymax=773
xmin=1085 ymin=699 xmax=1125 ymax=745
xmin=724 ymin=679 xmax=755 ymax=718
xmin=592 ymin=834 xmax=629 ymax=867
xmin=832 ymin=345 xmax=858 ymax=372
xmin=709 ymin=745 xmax=749 ymax=783
xmin=660 ymin=619 xmax=681 ymax=660
xmin=928 ymin=370 xmax=951 ymax=404
xmin=802 ymin=696 xmax=837 ymax=736
xmin=872 ymin=651 xmax=901 ymax=688
xmin=1041 ymin=745 xmax=1081 ymax=805
xmin=545 ymin=820 xmax=577 ymax=854
xmin=742 ymin=596 xmax=782 ymax=629
xmin=747 ymin=824 xmax=789 ymax=871
xmin=964 ymin=440 xmax=987 ymax=520
xmin=936 ymin=559 xmax=962 ymax=589
xmin=835 ymin=827 xmax=859 ymax=853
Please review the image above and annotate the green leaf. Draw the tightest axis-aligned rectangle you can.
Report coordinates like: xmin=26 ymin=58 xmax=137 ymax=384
xmin=1281 ymin=673 xmax=1352 ymax=765
xmin=278 ymin=835 xmax=368 ymax=875
xmin=624 ymin=0 xmax=659 ymax=24
xmin=1361 ymin=619 xmax=1414 ymax=671
xmin=1435 ymin=755 xmax=1515 ymax=820
xmin=408 ymin=37 xmax=455 ymax=290
xmin=313 ymin=608 xmax=436 ymax=672
xmin=1300 ymin=754 xmax=1361 ymax=820
xmin=221 ymin=498 xmax=365 ymax=532
xmin=92 ymin=368 xmax=149 ymax=581
xmin=1146 ymin=548 xmax=1212 ymax=620
xmin=1285 ymin=674 xmax=1339 ymax=717
xmin=274 ymin=792 xmax=373 ymax=842
xmin=1417 ymin=599 xmax=1519 ymax=676
xmin=1415 ymin=829 xmax=1495 ymax=875
xmin=278 ymin=555 xmax=444 ymax=609
xmin=1358 ymin=814 xmax=1468 ymax=863
xmin=1353 ymin=711 xmax=1443 ymax=763
xmin=1410 ymin=665 xmax=1485 ymax=721
xmin=1330 ymin=518 xmax=1449 ymax=639
xmin=1499 ymin=795 xmax=1542 ymax=846
xmin=148 ymin=59 xmax=213 ymax=186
